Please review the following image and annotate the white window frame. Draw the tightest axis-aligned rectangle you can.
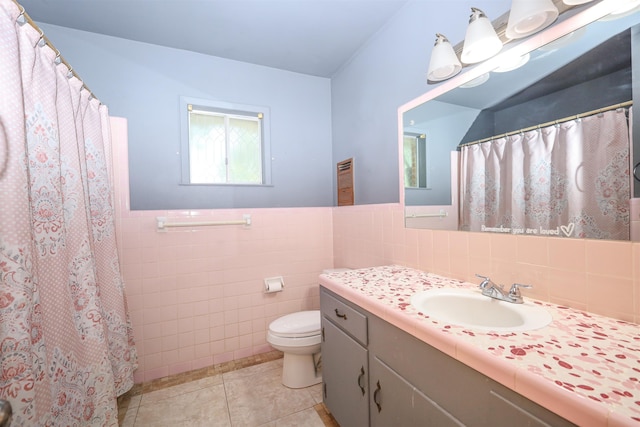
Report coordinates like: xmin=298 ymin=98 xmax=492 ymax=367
xmin=180 ymin=96 xmax=272 ymax=186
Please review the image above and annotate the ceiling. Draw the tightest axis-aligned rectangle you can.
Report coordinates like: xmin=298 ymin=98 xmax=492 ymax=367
xmin=18 ymin=0 xmax=409 ymax=78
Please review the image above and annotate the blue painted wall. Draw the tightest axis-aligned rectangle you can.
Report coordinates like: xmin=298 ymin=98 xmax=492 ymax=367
xmin=39 ymin=0 xmax=512 ymax=208
xmin=39 ymin=23 xmax=333 ymax=210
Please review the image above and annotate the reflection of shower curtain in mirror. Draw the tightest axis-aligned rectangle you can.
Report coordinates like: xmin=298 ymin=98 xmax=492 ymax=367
xmin=460 ymin=108 xmax=630 ymax=240
xmin=0 ymin=1 xmax=137 ymax=425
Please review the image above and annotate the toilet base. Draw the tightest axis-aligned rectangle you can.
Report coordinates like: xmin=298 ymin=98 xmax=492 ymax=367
xmin=281 ymin=352 xmax=322 ymax=389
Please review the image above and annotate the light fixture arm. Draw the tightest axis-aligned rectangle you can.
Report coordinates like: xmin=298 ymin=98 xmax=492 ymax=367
xmin=434 ymin=33 xmax=448 ymax=46
xmin=469 ymin=7 xmax=487 ymax=23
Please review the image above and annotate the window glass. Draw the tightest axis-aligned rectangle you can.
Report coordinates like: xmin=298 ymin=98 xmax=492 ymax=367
xmin=180 ymin=96 xmax=271 ymax=186
xmin=227 ymin=116 xmax=261 ymax=183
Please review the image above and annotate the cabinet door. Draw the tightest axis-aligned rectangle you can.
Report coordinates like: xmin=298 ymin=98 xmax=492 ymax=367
xmin=370 ymin=356 xmax=464 ymax=427
xmin=322 ymin=317 xmax=369 ymax=427
xmin=486 ymin=388 xmax=576 ymax=427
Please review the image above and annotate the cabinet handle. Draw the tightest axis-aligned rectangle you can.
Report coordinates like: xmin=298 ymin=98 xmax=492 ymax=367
xmin=357 ymin=366 xmax=365 ymax=396
xmin=373 ymin=380 xmax=382 ymax=413
xmin=334 ymin=308 xmax=347 ymax=320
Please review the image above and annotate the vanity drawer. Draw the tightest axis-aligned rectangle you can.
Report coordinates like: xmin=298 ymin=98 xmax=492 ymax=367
xmin=321 ymin=289 xmax=368 ymax=345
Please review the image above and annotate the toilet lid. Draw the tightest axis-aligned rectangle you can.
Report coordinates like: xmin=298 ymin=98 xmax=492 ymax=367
xmin=269 ymin=310 xmax=321 ymax=338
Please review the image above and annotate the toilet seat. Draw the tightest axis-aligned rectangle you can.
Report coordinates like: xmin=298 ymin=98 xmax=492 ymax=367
xmin=268 ymin=310 xmax=321 ymax=338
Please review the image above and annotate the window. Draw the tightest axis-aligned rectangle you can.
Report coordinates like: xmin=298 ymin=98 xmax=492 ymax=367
xmin=403 ymin=133 xmax=429 ymax=189
xmin=180 ymin=96 xmax=271 ymax=185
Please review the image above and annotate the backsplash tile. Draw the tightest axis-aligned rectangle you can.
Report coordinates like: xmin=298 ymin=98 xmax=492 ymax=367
xmin=585 ymin=239 xmax=633 ymax=279
xmin=332 ymin=204 xmax=640 ymax=325
xmin=586 ymin=273 xmax=634 ymax=321
xmin=547 ymin=238 xmax=586 ymax=272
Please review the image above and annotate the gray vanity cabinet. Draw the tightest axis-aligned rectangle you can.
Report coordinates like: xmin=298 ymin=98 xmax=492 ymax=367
xmin=320 ymin=290 xmax=369 ymax=427
xmin=320 ymin=286 xmax=576 ymax=426
xmin=368 ymin=314 xmax=575 ymax=427
xmin=369 ymin=355 xmax=462 ymax=427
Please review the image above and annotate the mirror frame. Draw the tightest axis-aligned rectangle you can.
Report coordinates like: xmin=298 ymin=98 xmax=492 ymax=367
xmin=398 ymin=1 xmax=635 ymax=231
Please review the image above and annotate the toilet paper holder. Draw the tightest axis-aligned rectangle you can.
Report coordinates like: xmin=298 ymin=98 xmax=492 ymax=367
xmin=264 ymin=276 xmax=284 ymax=293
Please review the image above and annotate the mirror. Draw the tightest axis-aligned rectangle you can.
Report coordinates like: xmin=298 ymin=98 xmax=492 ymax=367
xmin=401 ymin=3 xmax=640 ymax=240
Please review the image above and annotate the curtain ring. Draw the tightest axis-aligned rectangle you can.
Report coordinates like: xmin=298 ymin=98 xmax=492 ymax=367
xmin=51 ymin=46 xmax=62 ymax=64
xmin=16 ymin=4 xmax=27 ymax=25
xmin=634 ymin=162 xmax=640 ymax=183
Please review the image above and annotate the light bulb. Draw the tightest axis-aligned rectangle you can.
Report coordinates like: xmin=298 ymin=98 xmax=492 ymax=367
xmin=461 ymin=8 xmax=502 ymax=64
xmin=427 ymin=33 xmax=462 ymax=82
xmin=506 ymin=0 xmax=559 ymax=39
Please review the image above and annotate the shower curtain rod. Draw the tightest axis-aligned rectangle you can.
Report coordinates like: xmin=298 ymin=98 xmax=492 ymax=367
xmin=12 ymin=0 xmax=98 ymax=101
xmin=459 ymin=100 xmax=633 ymax=148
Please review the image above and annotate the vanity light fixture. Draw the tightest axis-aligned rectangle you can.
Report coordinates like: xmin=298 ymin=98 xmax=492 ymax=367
xmin=506 ymin=0 xmax=559 ymax=39
xmin=461 ymin=8 xmax=502 ymax=64
xmin=427 ymin=33 xmax=462 ymax=82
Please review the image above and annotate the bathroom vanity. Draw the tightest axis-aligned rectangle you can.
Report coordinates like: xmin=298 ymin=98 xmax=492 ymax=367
xmin=319 ymin=266 xmax=640 ymax=426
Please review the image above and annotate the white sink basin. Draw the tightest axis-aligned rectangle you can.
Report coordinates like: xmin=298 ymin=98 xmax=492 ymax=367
xmin=410 ymin=288 xmax=552 ymax=332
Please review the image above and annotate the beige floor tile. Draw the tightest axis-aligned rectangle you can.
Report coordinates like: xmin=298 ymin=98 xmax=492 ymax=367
xmin=222 ymin=359 xmax=283 ymax=382
xmin=270 ymin=408 xmax=326 ymax=427
xmin=307 ymin=383 xmax=323 ymax=405
xmin=120 ymin=406 xmax=138 ymax=427
xmin=140 ymin=374 xmax=223 ymax=406
xmin=224 ymin=363 xmax=316 ymax=426
xmin=134 ymin=383 xmax=230 ymax=426
xmin=119 ymin=353 xmax=334 ymax=427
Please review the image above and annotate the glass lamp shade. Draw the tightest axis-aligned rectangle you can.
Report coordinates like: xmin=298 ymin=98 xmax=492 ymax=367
xmin=506 ymin=0 xmax=559 ymax=39
xmin=427 ymin=34 xmax=462 ymax=81
xmin=461 ymin=8 xmax=502 ymax=64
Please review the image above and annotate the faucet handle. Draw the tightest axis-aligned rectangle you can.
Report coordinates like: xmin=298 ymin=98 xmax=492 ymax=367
xmin=509 ymin=283 xmax=532 ymax=297
xmin=475 ymin=274 xmax=492 ymax=289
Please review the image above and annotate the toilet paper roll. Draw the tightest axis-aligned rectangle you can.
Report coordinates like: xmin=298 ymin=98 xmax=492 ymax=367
xmin=264 ymin=276 xmax=284 ymax=293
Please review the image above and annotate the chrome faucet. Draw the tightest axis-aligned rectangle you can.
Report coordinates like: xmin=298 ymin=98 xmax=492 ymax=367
xmin=475 ymin=274 xmax=532 ymax=304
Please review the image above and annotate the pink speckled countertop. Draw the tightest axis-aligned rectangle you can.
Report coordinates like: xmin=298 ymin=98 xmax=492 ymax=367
xmin=319 ymin=265 xmax=640 ymax=427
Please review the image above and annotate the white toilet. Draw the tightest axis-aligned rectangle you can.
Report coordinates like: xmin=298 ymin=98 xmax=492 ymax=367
xmin=267 ymin=310 xmax=322 ymax=389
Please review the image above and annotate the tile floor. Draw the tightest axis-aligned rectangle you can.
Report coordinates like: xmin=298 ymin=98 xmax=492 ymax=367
xmin=117 ymin=351 xmax=339 ymax=426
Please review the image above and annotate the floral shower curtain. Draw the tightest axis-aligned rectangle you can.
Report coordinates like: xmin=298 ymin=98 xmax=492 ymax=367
xmin=460 ymin=108 xmax=630 ymax=240
xmin=0 ymin=1 xmax=137 ymax=425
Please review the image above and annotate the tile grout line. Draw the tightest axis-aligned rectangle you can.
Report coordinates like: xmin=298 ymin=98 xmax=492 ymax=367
xmin=118 ymin=351 xmax=338 ymax=426
xmin=117 ymin=351 xmax=284 ymax=425
xmin=221 ymin=368 xmax=233 ymax=426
